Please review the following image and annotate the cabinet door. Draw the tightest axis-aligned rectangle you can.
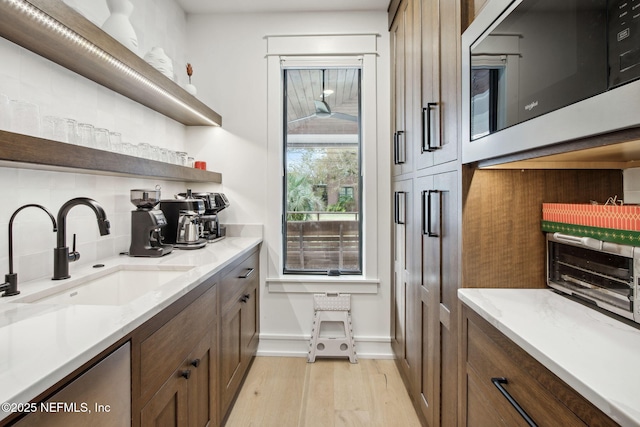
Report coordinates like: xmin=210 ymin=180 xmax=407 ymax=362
xmin=417 ymin=170 xmax=459 ymax=426
xmin=240 ymin=280 xmax=259 ymax=361
xmin=416 ymin=0 xmax=459 ymax=170
xmin=187 ymin=329 xmax=216 ymax=427
xmin=391 ymin=178 xmax=417 ymax=386
xmin=435 ymin=0 xmax=460 ymax=167
xmin=220 ymin=298 xmax=243 ymax=415
xmin=141 ymin=370 xmax=189 ymax=427
xmin=391 ymin=0 xmax=414 ymax=176
xmin=416 ymin=0 xmax=440 ymax=170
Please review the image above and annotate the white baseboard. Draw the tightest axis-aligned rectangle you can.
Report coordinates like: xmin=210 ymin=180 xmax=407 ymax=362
xmin=256 ymin=333 xmax=394 ymax=359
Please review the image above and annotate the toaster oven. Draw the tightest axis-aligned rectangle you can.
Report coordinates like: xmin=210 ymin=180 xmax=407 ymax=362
xmin=547 ymin=232 xmax=640 ymax=324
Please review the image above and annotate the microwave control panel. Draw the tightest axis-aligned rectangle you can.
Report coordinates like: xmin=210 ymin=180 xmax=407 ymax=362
xmin=609 ymin=0 xmax=640 ymax=87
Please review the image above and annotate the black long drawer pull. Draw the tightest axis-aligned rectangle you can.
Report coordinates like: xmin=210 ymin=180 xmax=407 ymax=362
xmin=491 ymin=377 xmax=538 ymax=427
xmin=239 ymin=268 xmax=254 ymax=279
xmin=422 ymin=103 xmax=438 ymax=152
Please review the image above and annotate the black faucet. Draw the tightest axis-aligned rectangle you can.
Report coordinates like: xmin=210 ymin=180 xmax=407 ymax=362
xmin=53 ymin=197 xmax=110 ymax=280
xmin=1 ymin=204 xmax=57 ymax=297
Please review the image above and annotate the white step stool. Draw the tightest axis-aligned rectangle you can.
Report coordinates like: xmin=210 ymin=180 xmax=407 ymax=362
xmin=308 ymin=293 xmax=357 ymax=363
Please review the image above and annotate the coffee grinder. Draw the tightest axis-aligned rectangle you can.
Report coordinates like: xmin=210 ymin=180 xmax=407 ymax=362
xmin=129 ymin=189 xmax=173 ymax=257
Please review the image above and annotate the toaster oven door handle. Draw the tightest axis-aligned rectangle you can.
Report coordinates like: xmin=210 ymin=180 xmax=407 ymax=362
xmin=553 ymin=233 xmax=603 ymax=250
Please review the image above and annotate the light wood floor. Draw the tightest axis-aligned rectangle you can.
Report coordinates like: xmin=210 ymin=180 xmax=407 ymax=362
xmin=224 ymin=357 xmax=423 ymax=427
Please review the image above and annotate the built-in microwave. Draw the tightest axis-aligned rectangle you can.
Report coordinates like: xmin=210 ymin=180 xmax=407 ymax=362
xmin=547 ymin=232 xmax=640 ymax=324
xmin=461 ymin=0 xmax=640 ymax=164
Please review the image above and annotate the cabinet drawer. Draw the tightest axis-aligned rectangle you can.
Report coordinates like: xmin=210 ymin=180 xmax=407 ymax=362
xmin=220 ymin=250 xmax=258 ymax=314
xmin=139 ymin=285 xmax=217 ymax=402
xmin=464 ymin=307 xmax=617 ymax=427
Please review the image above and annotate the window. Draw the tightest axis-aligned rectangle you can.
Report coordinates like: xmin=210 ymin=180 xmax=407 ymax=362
xmin=283 ymin=67 xmax=362 ymax=274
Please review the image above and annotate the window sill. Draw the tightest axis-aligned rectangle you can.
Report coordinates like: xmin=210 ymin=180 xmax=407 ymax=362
xmin=266 ymin=277 xmax=379 ymax=294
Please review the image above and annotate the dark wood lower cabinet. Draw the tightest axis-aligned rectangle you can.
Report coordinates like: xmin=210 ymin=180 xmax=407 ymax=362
xmin=132 ymin=245 xmax=260 ymax=427
xmin=140 ymin=364 xmax=189 ymax=427
xmin=134 ymin=281 xmax=218 ymax=427
xmin=140 ymin=329 xmax=215 ymax=427
xmin=219 ymin=251 xmax=260 ymax=420
xmin=460 ymin=305 xmax=618 ymax=427
xmin=416 ymin=170 xmax=459 ymax=427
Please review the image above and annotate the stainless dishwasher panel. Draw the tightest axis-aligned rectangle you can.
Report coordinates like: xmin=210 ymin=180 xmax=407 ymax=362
xmin=14 ymin=342 xmax=131 ymax=427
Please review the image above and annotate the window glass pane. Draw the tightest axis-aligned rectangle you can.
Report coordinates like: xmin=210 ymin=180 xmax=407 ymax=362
xmin=283 ymin=68 xmax=362 ymax=274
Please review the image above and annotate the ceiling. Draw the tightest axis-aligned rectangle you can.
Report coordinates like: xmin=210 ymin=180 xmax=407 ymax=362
xmin=175 ymin=0 xmax=388 ymax=14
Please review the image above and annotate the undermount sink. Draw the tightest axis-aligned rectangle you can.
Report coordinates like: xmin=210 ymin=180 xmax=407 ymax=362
xmin=12 ymin=265 xmax=194 ymax=306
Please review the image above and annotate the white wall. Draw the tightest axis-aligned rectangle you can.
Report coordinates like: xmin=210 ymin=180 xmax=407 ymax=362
xmin=0 ymin=1 xmax=222 ymax=285
xmin=186 ymin=11 xmax=392 ymax=357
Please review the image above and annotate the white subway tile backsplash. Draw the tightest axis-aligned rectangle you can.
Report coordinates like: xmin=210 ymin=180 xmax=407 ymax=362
xmin=0 ymin=1 xmax=205 ymax=283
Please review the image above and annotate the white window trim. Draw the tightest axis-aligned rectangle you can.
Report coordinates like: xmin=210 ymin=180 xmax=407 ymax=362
xmin=265 ymin=33 xmax=380 ymax=287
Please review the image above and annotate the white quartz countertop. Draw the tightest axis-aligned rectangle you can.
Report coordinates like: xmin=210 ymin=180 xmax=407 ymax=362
xmin=458 ymin=288 xmax=640 ymax=427
xmin=0 ymin=237 xmax=261 ymax=422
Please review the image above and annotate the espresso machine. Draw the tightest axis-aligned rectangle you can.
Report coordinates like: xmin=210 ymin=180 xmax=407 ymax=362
xmin=159 ymin=191 xmax=207 ymax=249
xmin=178 ymin=192 xmax=230 ymax=241
xmin=129 ymin=189 xmax=173 ymax=257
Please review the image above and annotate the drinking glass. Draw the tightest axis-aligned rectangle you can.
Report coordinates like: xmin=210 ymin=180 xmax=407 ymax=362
xmin=176 ymin=151 xmax=188 ymax=166
xmin=78 ymin=123 xmax=96 ymax=148
xmin=109 ymin=131 xmax=122 ymax=152
xmin=149 ymin=145 xmax=160 ymax=161
xmin=10 ymin=100 xmax=40 ymax=137
xmin=41 ymin=116 xmax=56 ymax=140
xmin=137 ymin=142 xmax=151 ymax=159
xmin=167 ymin=150 xmax=178 ymax=165
xmin=94 ymin=128 xmax=111 ymax=150
xmin=121 ymin=142 xmax=137 ymax=157
xmin=159 ymin=147 xmax=169 ymax=163
xmin=63 ymin=118 xmax=79 ymax=145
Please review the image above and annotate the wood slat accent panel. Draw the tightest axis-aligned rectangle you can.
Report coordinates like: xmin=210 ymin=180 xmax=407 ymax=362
xmin=461 ymin=167 xmax=623 ymax=289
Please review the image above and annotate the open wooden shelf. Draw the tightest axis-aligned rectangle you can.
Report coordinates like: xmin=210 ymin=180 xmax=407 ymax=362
xmin=0 ymin=0 xmax=222 ymax=127
xmin=0 ymin=130 xmax=222 ymax=183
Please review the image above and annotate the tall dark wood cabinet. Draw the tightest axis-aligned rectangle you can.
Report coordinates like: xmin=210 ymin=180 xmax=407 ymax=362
xmin=392 ymin=178 xmax=416 ymax=388
xmin=389 ymin=0 xmax=462 ymax=425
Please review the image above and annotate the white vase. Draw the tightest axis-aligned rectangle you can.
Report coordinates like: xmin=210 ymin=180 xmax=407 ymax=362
xmin=185 ymin=83 xmax=197 ymax=96
xmin=101 ymin=0 xmax=139 ymax=54
xmin=144 ymin=47 xmax=174 ymax=81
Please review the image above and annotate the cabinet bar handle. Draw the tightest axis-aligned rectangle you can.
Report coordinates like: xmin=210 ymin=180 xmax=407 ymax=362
xmin=491 ymin=377 xmax=538 ymax=427
xmin=397 ymin=131 xmax=405 ymax=164
xmin=394 ymin=130 xmax=405 ymax=165
xmin=422 ymin=103 xmax=438 ymax=152
xmin=239 ymin=268 xmax=254 ymax=279
xmin=394 ymin=191 xmax=406 ymax=225
xmin=422 ymin=190 xmax=440 ymax=237
xmin=393 ymin=131 xmax=399 ymax=164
